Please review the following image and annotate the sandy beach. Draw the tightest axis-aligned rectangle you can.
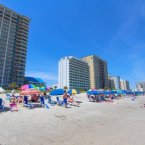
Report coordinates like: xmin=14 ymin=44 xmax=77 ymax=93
xmin=0 ymin=93 xmax=145 ymax=145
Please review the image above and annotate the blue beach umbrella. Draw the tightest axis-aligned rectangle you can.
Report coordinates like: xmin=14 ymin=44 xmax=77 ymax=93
xmin=111 ymin=90 xmax=117 ymax=94
xmin=104 ymin=91 xmax=113 ymax=95
xmin=49 ymin=89 xmax=64 ymax=95
xmin=117 ymin=90 xmax=123 ymax=94
xmin=87 ymin=90 xmax=100 ymax=95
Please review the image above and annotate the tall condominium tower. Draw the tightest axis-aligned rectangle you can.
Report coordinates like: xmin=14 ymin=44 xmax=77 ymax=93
xmin=58 ymin=56 xmax=90 ymax=90
xmin=0 ymin=4 xmax=30 ymax=88
xmin=82 ymin=55 xmax=108 ymax=89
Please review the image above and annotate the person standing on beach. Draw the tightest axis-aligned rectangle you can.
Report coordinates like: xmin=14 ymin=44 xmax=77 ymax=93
xmin=63 ymin=91 xmax=68 ymax=108
xmin=131 ymin=94 xmax=135 ymax=101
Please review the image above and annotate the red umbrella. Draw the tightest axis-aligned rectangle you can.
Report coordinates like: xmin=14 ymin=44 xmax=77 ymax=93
xmin=20 ymin=89 xmax=41 ymax=95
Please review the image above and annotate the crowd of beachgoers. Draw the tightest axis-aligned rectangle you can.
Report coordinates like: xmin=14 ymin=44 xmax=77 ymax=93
xmin=0 ymin=87 xmax=143 ymax=112
xmin=0 ymin=91 xmax=81 ymax=112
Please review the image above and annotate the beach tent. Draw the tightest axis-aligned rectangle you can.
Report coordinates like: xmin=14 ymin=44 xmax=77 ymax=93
xmin=49 ymin=89 xmax=64 ymax=95
xmin=0 ymin=87 xmax=5 ymax=93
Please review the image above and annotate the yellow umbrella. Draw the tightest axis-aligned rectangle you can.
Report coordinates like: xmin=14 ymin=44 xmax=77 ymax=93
xmin=68 ymin=89 xmax=77 ymax=94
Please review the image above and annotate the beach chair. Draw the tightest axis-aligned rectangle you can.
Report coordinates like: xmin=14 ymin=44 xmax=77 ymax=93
xmin=56 ymin=96 xmax=64 ymax=106
xmin=0 ymin=98 xmax=4 ymax=111
xmin=68 ymin=97 xmax=80 ymax=107
xmin=23 ymin=96 xmax=34 ymax=109
xmin=6 ymin=93 xmax=11 ymax=100
xmin=40 ymin=96 xmax=49 ymax=109
xmin=48 ymin=95 xmax=56 ymax=106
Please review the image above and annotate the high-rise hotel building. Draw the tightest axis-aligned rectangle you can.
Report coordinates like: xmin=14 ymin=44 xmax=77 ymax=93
xmin=58 ymin=56 xmax=90 ymax=90
xmin=82 ymin=55 xmax=108 ymax=89
xmin=0 ymin=4 xmax=30 ymax=88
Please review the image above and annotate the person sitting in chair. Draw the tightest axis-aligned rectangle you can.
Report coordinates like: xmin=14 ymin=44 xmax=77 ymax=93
xmin=67 ymin=95 xmax=80 ymax=107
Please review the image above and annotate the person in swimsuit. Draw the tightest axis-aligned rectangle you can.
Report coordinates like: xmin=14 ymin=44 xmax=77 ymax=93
xmin=63 ymin=91 xmax=68 ymax=108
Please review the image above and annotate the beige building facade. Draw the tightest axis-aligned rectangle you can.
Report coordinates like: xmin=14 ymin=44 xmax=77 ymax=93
xmin=120 ymin=79 xmax=130 ymax=90
xmin=82 ymin=55 xmax=108 ymax=89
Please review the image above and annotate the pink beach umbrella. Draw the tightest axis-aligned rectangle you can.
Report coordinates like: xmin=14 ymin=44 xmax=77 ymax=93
xmin=20 ymin=84 xmax=36 ymax=90
xmin=20 ymin=89 xmax=41 ymax=95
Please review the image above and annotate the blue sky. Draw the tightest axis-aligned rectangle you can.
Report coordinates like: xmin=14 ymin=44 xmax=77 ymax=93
xmin=0 ymin=0 xmax=145 ymax=88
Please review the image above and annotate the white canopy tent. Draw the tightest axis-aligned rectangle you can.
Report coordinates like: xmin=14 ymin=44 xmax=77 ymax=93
xmin=0 ymin=87 xmax=5 ymax=93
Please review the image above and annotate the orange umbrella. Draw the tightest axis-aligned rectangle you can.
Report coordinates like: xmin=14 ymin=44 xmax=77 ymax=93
xmin=20 ymin=89 xmax=41 ymax=95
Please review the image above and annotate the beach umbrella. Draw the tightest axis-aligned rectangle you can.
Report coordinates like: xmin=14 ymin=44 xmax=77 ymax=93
xmin=20 ymin=84 xmax=36 ymax=90
xmin=39 ymin=86 xmax=50 ymax=91
xmin=117 ymin=90 xmax=123 ymax=94
xmin=104 ymin=91 xmax=113 ymax=95
xmin=20 ymin=89 xmax=41 ymax=95
xmin=134 ymin=91 xmax=144 ymax=95
xmin=120 ymin=90 xmax=130 ymax=94
xmin=67 ymin=89 xmax=78 ymax=95
xmin=111 ymin=90 xmax=117 ymax=94
xmin=87 ymin=90 xmax=100 ymax=95
xmin=49 ymin=89 xmax=64 ymax=95
xmin=88 ymin=89 xmax=97 ymax=91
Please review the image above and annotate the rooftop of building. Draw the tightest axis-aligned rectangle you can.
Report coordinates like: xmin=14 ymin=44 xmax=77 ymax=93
xmin=59 ymin=56 xmax=88 ymax=64
xmin=0 ymin=4 xmax=30 ymax=21
xmin=81 ymin=54 xmax=107 ymax=62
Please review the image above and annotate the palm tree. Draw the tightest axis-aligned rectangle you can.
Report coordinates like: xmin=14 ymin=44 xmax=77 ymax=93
xmin=10 ymin=82 xmax=18 ymax=90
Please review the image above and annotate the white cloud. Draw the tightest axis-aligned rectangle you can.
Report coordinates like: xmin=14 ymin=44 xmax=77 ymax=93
xmin=25 ymin=71 xmax=58 ymax=82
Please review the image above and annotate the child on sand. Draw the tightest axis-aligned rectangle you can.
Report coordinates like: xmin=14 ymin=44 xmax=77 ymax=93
xmin=10 ymin=96 xmax=18 ymax=112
